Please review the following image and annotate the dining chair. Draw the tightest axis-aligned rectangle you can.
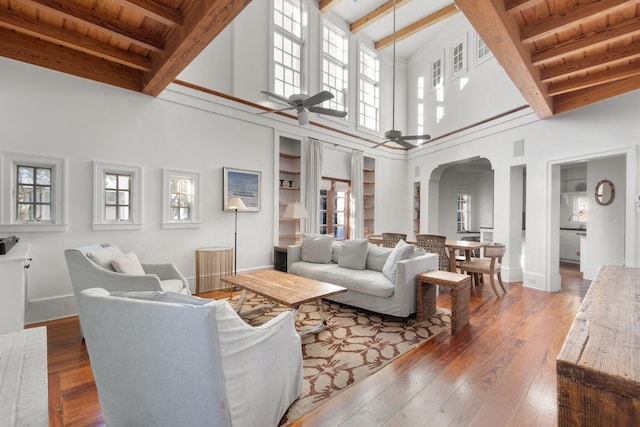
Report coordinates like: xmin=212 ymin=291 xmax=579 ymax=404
xmin=458 ymin=243 xmax=507 ymax=298
xmin=415 ymin=234 xmax=450 ymax=271
xmin=382 ymin=232 xmax=407 ymax=248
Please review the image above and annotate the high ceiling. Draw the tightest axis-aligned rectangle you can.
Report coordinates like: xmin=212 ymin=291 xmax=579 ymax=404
xmin=1 ymin=0 xmax=639 ymax=119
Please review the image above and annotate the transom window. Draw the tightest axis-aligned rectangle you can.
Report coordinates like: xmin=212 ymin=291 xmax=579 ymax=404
xmin=104 ymin=173 xmax=131 ymax=221
xmin=320 ymin=178 xmax=350 ymax=239
xmin=273 ymin=0 xmax=305 ymax=97
xmin=358 ymin=46 xmax=380 ymax=132
xmin=16 ymin=165 xmax=51 ymax=221
xmin=457 ymin=193 xmax=470 ymax=232
xmin=322 ymin=22 xmax=348 ymax=113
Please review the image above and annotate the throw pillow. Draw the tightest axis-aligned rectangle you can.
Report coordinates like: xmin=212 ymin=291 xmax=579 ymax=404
xmin=382 ymin=240 xmax=415 ymax=283
xmin=301 ymin=234 xmax=334 ymax=264
xmin=111 ymin=252 xmax=145 ymax=275
xmin=414 ymin=247 xmax=427 ymax=257
xmin=365 ymin=244 xmax=393 ymax=272
xmin=88 ymin=245 xmax=123 ymax=271
xmin=338 ymin=239 xmax=369 ymax=270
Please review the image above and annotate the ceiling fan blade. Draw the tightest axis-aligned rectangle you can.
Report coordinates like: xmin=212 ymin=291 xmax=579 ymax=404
xmin=308 ymin=106 xmax=347 ymax=118
xmin=396 ymin=139 xmax=417 ymax=149
xmin=256 ymin=106 xmax=294 ymax=115
xmin=297 ymin=109 xmax=309 ymax=125
xmin=261 ymin=90 xmax=293 ymax=106
xmin=400 ymin=134 xmax=431 ymax=141
xmin=372 ymin=139 xmax=392 ymax=148
xmin=303 ymin=90 xmax=334 ymax=107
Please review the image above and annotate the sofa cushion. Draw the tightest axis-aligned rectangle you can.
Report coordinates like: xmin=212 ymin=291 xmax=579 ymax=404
xmin=289 ymin=262 xmax=395 ymax=298
xmin=88 ymin=245 xmax=122 ymax=271
xmin=366 ymin=244 xmax=392 ymax=272
xmin=338 ymin=239 xmax=368 ymax=270
xmin=112 ymin=252 xmax=145 ymax=275
xmin=331 ymin=241 xmax=341 ymax=264
xmin=301 ymin=234 xmax=334 ymax=264
xmin=382 ymin=240 xmax=414 ymax=283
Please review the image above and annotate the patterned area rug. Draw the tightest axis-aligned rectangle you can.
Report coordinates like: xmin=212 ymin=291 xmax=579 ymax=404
xmin=226 ymin=293 xmax=451 ymax=426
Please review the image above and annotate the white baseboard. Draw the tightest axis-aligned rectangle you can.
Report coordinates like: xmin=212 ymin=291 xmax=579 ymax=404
xmin=25 ymin=294 xmax=78 ymax=325
xmin=522 ymin=271 xmax=547 ymax=291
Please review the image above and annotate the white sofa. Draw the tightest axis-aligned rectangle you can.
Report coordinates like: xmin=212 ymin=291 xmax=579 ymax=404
xmin=287 ymin=236 xmax=438 ymax=318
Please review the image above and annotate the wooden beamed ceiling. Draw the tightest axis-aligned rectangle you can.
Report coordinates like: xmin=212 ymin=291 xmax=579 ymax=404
xmin=455 ymin=0 xmax=640 ymax=118
xmin=0 ymin=0 xmax=251 ymax=95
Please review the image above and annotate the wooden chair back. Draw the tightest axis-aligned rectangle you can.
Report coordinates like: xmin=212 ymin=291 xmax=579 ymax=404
xmin=416 ymin=234 xmax=450 ymax=271
xmin=382 ymin=232 xmax=407 ymax=248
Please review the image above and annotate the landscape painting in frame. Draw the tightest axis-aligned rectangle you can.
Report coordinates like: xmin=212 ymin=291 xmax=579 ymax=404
xmin=223 ymin=167 xmax=261 ymax=211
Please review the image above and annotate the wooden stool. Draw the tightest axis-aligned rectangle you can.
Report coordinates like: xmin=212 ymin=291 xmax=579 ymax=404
xmin=416 ymin=270 xmax=471 ymax=334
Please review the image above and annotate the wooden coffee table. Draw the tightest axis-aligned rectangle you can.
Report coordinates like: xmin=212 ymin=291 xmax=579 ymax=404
xmin=222 ymin=270 xmax=347 ymax=336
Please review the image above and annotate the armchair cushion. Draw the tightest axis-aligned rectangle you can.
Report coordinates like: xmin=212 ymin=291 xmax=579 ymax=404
xmin=112 ymin=252 xmax=145 ymax=275
xmin=87 ymin=245 xmax=122 ymax=271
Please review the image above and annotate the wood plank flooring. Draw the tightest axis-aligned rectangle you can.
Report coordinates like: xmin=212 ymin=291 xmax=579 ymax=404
xmin=32 ymin=263 xmax=590 ymax=426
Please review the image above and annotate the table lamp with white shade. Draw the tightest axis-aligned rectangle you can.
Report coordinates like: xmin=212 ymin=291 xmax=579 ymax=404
xmin=224 ymin=196 xmax=247 ymax=275
xmin=281 ymin=201 xmax=309 ymax=244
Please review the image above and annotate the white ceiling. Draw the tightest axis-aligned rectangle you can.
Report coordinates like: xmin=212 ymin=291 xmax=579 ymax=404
xmin=324 ymin=0 xmax=455 ymax=58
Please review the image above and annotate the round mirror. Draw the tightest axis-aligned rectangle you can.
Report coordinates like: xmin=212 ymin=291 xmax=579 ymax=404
xmin=594 ymin=179 xmax=615 ymax=206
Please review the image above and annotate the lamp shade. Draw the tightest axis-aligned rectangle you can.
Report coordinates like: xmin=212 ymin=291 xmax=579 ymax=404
xmin=225 ymin=196 xmax=247 ymax=211
xmin=282 ymin=201 xmax=309 ymax=219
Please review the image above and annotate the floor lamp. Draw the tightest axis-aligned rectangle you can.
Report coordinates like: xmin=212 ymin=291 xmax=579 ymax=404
xmin=224 ymin=196 xmax=247 ymax=275
xmin=282 ymin=201 xmax=309 ymax=244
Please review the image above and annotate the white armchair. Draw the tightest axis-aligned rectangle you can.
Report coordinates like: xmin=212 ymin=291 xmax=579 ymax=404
xmin=78 ymin=288 xmax=303 ymax=427
xmin=65 ymin=243 xmax=190 ymax=296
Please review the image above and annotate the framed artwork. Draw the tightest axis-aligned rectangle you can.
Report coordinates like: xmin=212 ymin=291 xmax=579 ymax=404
xmin=223 ymin=167 xmax=261 ymax=211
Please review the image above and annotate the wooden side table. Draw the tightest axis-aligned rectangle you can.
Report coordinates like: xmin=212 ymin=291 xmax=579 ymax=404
xmin=416 ymin=270 xmax=471 ymax=333
xmin=195 ymin=247 xmax=233 ymax=293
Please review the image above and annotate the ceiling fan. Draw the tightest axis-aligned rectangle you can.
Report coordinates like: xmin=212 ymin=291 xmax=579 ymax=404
xmin=259 ymin=90 xmax=347 ymax=125
xmin=374 ymin=0 xmax=431 ymax=150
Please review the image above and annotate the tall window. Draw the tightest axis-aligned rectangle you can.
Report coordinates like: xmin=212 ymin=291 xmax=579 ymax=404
xmin=322 ymin=22 xmax=348 ymax=113
xmin=320 ymin=179 xmax=350 ymax=239
xmin=358 ymin=45 xmax=380 ymax=132
xmin=104 ymin=173 xmax=131 ymax=221
xmin=16 ymin=165 xmax=51 ymax=221
xmin=457 ymin=193 xmax=470 ymax=232
xmin=273 ymin=0 xmax=305 ymax=97
xmin=417 ymin=76 xmax=424 ymax=134
xmin=451 ymin=41 xmax=465 ymax=76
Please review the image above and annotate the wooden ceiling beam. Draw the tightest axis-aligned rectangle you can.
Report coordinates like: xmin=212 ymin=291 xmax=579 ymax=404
xmin=0 ymin=8 xmax=151 ymax=71
xmin=547 ymin=62 xmax=640 ymax=96
xmin=553 ymin=73 xmax=640 ymax=115
xmin=374 ymin=3 xmax=459 ymax=50
xmin=142 ymin=0 xmax=251 ymax=96
xmin=541 ymin=42 xmax=640 ymax=83
xmin=319 ymin=0 xmax=342 ymax=13
xmin=531 ymin=17 xmax=640 ymax=66
xmin=455 ymin=0 xmax=553 ymax=118
xmin=109 ymin=0 xmax=184 ymax=27
xmin=350 ymin=0 xmax=411 ymax=34
xmin=505 ymin=0 xmax=547 ymax=16
xmin=520 ymin=0 xmax=632 ymax=44
xmin=18 ymin=0 xmax=165 ymax=52
xmin=0 ymin=27 xmax=143 ymax=92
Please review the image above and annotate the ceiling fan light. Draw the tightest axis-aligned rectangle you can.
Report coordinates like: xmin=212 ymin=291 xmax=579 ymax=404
xmin=298 ymin=110 xmax=309 ymax=125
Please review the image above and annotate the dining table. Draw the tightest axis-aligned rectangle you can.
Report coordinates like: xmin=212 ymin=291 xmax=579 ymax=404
xmin=445 ymin=239 xmax=484 ymax=272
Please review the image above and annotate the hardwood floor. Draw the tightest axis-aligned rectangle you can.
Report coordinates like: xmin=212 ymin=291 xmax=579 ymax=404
xmin=33 ymin=265 xmax=590 ymax=426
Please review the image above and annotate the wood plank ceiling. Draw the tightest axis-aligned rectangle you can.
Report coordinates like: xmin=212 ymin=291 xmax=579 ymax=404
xmin=0 ymin=0 xmax=251 ymax=95
xmin=1 ymin=0 xmax=638 ymax=120
xmin=455 ymin=0 xmax=640 ymax=118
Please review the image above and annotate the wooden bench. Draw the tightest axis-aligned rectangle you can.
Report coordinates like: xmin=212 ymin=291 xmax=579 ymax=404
xmin=557 ymin=265 xmax=640 ymax=426
xmin=416 ymin=270 xmax=471 ymax=333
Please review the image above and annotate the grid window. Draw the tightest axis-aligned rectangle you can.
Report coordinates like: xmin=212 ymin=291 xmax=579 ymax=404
xmin=169 ymin=177 xmax=192 ymax=220
xmin=104 ymin=173 xmax=131 ymax=221
xmin=477 ymin=36 xmax=490 ymax=61
xmin=322 ymin=23 xmax=348 ymax=112
xmin=358 ymin=46 xmax=380 ymax=131
xmin=417 ymin=76 xmax=424 ymax=100
xmin=16 ymin=165 xmax=51 ymax=221
xmin=432 ymin=59 xmax=442 ymax=89
xmin=457 ymin=194 xmax=470 ymax=232
xmin=417 ymin=104 xmax=424 ymax=135
xmin=274 ymin=0 xmax=304 ymax=98
xmin=452 ymin=42 xmax=465 ymax=75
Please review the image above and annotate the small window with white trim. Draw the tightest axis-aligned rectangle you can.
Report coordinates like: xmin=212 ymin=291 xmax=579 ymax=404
xmin=475 ymin=32 xmax=492 ymax=63
xmin=450 ymin=40 xmax=466 ymax=78
xmin=93 ymin=162 xmax=142 ymax=230
xmin=162 ymin=169 xmax=200 ymax=229
xmin=0 ymin=152 xmax=67 ymax=232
